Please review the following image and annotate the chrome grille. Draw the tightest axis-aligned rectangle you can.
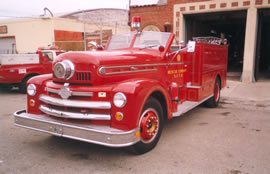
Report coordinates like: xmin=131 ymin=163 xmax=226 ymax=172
xmin=76 ymin=72 xmax=91 ymax=81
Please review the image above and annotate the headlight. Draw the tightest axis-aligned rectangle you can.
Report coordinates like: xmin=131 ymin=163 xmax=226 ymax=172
xmin=113 ymin=92 xmax=127 ymax=108
xmin=54 ymin=60 xmax=74 ymax=80
xmin=27 ymin=84 xmax=36 ymax=96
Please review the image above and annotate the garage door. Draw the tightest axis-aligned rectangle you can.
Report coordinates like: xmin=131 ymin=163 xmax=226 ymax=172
xmin=0 ymin=37 xmax=16 ymax=54
xmin=184 ymin=10 xmax=247 ymax=80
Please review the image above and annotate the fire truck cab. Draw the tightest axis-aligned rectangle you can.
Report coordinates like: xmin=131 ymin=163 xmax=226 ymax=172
xmin=14 ymin=17 xmax=228 ymax=154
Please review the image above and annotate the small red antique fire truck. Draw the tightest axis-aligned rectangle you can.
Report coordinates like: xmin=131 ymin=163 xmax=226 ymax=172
xmin=0 ymin=47 xmax=64 ymax=93
xmin=14 ymin=17 xmax=227 ymax=154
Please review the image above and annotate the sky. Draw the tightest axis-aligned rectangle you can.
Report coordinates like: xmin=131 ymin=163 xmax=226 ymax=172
xmin=0 ymin=0 xmax=158 ymax=19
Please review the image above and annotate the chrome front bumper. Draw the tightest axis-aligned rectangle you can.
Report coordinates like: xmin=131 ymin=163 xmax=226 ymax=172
xmin=14 ymin=110 xmax=140 ymax=147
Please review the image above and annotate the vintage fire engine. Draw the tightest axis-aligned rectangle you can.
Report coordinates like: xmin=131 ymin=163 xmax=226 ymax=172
xmin=0 ymin=46 xmax=64 ymax=93
xmin=14 ymin=17 xmax=228 ymax=154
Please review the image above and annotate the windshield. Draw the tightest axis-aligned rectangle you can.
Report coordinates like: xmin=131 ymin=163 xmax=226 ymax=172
xmin=107 ymin=31 xmax=171 ymax=51
xmin=107 ymin=32 xmax=135 ymax=50
xmin=133 ymin=31 xmax=171 ymax=50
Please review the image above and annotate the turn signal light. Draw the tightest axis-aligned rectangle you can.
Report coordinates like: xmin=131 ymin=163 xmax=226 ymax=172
xmin=29 ymin=99 xmax=35 ymax=107
xmin=115 ymin=112 xmax=124 ymax=121
xmin=136 ymin=131 xmax=140 ymax=138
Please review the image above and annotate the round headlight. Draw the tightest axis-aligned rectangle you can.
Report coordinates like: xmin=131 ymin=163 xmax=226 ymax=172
xmin=27 ymin=84 xmax=36 ymax=96
xmin=54 ymin=60 xmax=74 ymax=80
xmin=113 ymin=92 xmax=127 ymax=108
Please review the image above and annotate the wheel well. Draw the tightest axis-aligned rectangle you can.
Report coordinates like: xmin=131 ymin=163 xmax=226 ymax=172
xmin=150 ymin=91 xmax=168 ymax=121
xmin=22 ymin=73 xmax=39 ymax=82
xmin=216 ymin=74 xmax=221 ymax=86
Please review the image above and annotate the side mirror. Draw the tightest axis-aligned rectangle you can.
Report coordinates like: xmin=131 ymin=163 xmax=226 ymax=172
xmin=88 ymin=41 xmax=104 ymax=51
xmin=187 ymin=41 xmax=196 ymax=52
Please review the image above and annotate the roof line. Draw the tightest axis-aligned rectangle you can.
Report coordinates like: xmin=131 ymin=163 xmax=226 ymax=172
xmin=60 ymin=8 xmax=128 ymax=17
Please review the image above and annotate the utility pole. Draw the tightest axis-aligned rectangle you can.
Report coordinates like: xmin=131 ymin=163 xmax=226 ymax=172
xmin=83 ymin=10 xmax=86 ymax=51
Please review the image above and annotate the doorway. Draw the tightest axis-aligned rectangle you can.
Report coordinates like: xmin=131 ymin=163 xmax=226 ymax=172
xmin=256 ymin=9 xmax=270 ymax=81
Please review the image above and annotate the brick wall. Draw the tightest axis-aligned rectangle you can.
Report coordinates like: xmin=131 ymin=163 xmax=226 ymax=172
xmin=130 ymin=0 xmax=210 ymax=32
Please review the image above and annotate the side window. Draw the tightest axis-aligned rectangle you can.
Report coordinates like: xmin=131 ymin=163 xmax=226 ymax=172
xmin=42 ymin=52 xmax=54 ymax=62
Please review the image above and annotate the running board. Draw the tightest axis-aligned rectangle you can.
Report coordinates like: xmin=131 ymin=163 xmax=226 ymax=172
xmin=172 ymin=94 xmax=213 ymax=117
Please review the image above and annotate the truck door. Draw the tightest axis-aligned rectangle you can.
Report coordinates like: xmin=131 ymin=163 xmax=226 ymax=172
xmin=166 ymin=42 xmax=194 ymax=110
xmin=167 ymin=49 xmax=185 ymax=85
xmin=166 ymin=46 xmax=185 ymax=111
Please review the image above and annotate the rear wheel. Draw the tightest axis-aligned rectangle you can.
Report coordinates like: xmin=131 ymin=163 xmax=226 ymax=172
xmin=132 ymin=97 xmax=164 ymax=154
xmin=206 ymin=78 xmax=221 ymax=108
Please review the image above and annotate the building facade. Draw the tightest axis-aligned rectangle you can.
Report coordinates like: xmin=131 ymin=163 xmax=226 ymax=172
xmin=0 ymin=9 xmax=130 ymax=53
xmin=130 ymin=0 xmax=270 ymax=83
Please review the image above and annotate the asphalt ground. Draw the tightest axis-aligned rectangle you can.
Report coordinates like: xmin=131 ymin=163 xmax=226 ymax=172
xmin=1 ymin=88 xmax=270 ymax=174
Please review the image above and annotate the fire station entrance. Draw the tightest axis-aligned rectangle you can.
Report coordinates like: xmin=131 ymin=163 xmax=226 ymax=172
xmin=255 ymin=9 xmax=270 ymax=81
xmin=184 ymin=10 xmax=247 ymax=81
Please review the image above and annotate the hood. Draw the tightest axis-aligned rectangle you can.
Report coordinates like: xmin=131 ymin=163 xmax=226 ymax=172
xmin=52 ymin=49 xmax=162 ymax=85
xmin=55 ymin=49 xmax=160 ymax=67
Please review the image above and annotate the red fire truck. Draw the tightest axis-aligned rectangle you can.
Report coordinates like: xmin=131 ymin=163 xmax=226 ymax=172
xmin=0 ymin=47 xmax=64 ymax=93
xmin=14 ymin=17 xmax=228 ymax=154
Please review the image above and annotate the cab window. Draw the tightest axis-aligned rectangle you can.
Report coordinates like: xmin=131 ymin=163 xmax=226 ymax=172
xmin=42 ymin=52 xmax=54 ymax=62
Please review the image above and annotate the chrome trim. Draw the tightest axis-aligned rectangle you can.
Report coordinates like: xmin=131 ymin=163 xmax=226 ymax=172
xmin=39 ymin=105 xmax=111 ymax=120
xmin=14 ymin=110 xmax=140 ymax=147
xmin=103 ymin=69 xmax=157 ymax=75
xmin=47 ymin=88 xmax=94 ymax=97
xmin=186 ymin=82 xmax=201 ymax=89
xmin=63 ymin=60 xmax=75 ymax=80
xmin=39 ymin=95 xmax=111 ymax=109
xmin=53 ymin=60 xmax=75 ymax=80
xmin=173 ymin=94 xmax=213 ymax=117
xmin=113 ymin=92 xmax=127 ymax=108
xmin=98 ymin=62 xmax=184 ymax=75
xmin=72 ymin=91 xmax=94 ymax=97
xmin=27 ymin=84 xmax=37 ymax=96
xmin=186 ymin=85 xmax=201 ymax=89
xmin=58 ymin=83 xmax=72 ymax=99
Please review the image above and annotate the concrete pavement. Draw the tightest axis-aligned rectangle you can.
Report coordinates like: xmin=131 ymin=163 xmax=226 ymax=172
xmin=221 ymin=80 xmax=270 ymax=111
xmin=221 ymin=80 xmax=270 ymax=101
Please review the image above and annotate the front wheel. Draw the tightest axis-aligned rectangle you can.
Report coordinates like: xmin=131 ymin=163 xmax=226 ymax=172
xmin=206 ymin=78 xmax=221 ymax=108
xmin=132 ymin=97 xmax=164 ymax=154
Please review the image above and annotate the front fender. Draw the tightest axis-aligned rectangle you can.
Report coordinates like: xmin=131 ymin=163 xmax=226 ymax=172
xmin=110 ymin=78 xmax=171 ymax=130
xmin=27 ymin=74 xmax=52 ymax=114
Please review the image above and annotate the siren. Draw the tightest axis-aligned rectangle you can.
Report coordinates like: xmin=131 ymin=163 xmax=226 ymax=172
xmin=131 ymin=16 xmax=141 ymax=31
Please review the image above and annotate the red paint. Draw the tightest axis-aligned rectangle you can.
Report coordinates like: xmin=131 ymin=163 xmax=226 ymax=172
xmin=132 ymin=16 xmax=141 ymax=23
xmin=140 ymin=109 xmax=159 ymax=142
xmin=0 ymin=48 xmax=64 ymax=87
xmin=24 ymin=30 xmax=228 ymax=132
